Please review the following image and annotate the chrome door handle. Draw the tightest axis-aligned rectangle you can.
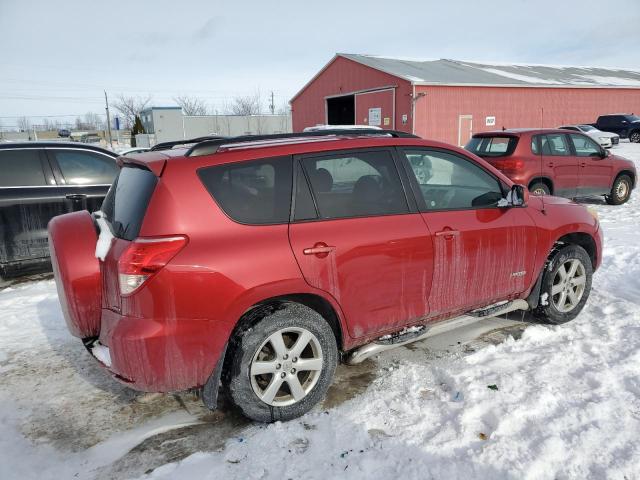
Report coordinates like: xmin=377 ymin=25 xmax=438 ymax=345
xmin=435 ymin=230 xmax=460 ymax=238
xmin=303 ymin=245 xmax=335 ymax=255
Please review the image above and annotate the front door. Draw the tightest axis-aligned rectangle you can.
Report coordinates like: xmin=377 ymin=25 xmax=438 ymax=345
xmin=567 ymin=133 xmax=613 ymax=196
xmin=288 ymin=148 xmax=434 ymax=339
xmin=399 ymin=147 xmax=538 ymax=315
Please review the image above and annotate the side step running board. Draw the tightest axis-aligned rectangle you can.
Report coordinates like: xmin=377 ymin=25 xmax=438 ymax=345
xmin=346 ymin=299 xmax=529 ymax=365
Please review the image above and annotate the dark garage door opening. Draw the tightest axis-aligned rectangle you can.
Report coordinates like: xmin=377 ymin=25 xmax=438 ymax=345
xmin=327 ymin=95 xmax=355 ymax=125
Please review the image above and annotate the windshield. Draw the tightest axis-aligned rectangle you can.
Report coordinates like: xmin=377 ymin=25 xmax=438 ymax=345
xmin=465 ymin=136 xmax=518 ymax=157
xmin=625 ymin=115 xmax=640 ymax=122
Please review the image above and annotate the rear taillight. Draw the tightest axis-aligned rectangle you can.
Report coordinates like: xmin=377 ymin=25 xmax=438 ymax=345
xmin=492 ymin=158 xmax=525 ymax=172
xmin=117 ymin=236 xmax=188 ymax=295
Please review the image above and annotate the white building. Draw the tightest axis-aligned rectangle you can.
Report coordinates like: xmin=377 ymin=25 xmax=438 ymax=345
xmin=139 ymin=106 xmax=292 ymax=144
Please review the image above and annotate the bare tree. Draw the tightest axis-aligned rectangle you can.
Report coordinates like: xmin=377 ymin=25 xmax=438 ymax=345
xmin=111 ymin=94 xmax=152 ymax=129
xmin=83 ymin=112 xmax=104 ymax=130
xmin=17 ymin=116 xmax=31 ymax=132
xmin=229 ymin=92 xmax=263 ymax=116
xmin=173 ymin=95 xmax=209 ymax=116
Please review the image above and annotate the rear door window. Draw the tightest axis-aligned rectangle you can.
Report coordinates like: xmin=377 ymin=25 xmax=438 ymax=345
xmin=101 ymin=166 xmax=158 ymax=240
xmin=540 ymin=134 xmax=570 ymax=156
xmin=198 ymin=156 xmax=293 ymax=225
xmin=299 ymin=150 xmax=408 ymax=219
xmin=465 ymin=136 xmax=517 ymax=157
xmin=50 ymin=149 xmax=118 ymax=185
xmin=0 ymin=149 xmax=47 ymax=187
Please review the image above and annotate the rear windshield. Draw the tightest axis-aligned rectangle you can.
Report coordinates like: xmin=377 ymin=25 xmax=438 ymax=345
xmin=465 ymin=136 xmax=518 ymax=157
xmin=198 ymin=156 xmax=292 ymax=225
xmin=101 ymin=165 xmax=157 ymax=241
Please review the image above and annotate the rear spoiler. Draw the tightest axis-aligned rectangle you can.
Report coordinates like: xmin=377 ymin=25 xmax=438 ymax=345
xmin=117 ymin=152 xmax=168 ymax=176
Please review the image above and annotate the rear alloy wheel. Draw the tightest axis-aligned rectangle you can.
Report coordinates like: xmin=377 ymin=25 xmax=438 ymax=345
xmin=226 ymin=303 xmax=338 ymax=422
xmin=529 ymin=182 xmax=550 ymax=196
xmin=535 ymin=245 xmax=593 ymax=324
xmin=605 ymin=174 xmax=632 ymax=205
xmin=630 ymin=131 xmax=640 ymax=143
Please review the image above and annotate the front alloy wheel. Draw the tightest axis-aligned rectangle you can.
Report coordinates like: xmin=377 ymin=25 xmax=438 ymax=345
xmin=535 ymin=244 xmax=593 ymax=324
xmin=630 ymin=131 xmax=640 ymax=143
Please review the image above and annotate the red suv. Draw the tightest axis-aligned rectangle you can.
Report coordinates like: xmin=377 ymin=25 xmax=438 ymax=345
xmin=466 ymin=129 xmax=636 ymax=204
xmin=49 ymin=130 xmax=603 ymax=422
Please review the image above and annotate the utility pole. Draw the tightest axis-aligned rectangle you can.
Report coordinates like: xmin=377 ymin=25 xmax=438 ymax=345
xmin=104 ymin=90 xmax=113 ymax=147
xmin=269 ymin=91 xmax=275 ymax=115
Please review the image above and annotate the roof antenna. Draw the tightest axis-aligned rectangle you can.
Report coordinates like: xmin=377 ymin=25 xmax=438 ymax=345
xmin=539 ymin=107 xmax=546 ymax=214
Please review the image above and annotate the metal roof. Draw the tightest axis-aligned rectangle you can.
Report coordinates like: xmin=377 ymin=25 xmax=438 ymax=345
xmin=339 ymin=54 xmax=640 ymax=88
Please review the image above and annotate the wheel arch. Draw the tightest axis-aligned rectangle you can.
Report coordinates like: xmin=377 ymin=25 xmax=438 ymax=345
xmin=528 ymin=177 xmax=554 ymax=194
xmin=612 ymin=169 xmax=636 ymax=189
xmin=555 ymin=232 xmax=597 ymax=269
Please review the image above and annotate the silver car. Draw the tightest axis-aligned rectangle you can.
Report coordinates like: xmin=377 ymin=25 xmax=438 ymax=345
xmin=559 ymin=124 xmax=620 ymax=148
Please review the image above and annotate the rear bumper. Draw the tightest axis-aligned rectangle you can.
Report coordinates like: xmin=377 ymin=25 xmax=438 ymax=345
xmin=92 ymin=309 xmax=226 ymax=392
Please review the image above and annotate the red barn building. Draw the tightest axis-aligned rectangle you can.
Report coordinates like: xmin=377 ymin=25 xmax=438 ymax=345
xmin=290 ymin=54 xmax=640 ymax=146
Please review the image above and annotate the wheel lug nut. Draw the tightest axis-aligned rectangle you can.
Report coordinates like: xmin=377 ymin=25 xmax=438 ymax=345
xmin=293 ymin=357 xmax=297 ymax=363
xmin=291 ymin=368 xmax=296 ymax=374
xmin=283 ymin=354 xmax=289 ymax=360
xmin=281 ymin=372 xmax=286 ymax=378
xmin=276 ymin=363 xmax=281 ymax=369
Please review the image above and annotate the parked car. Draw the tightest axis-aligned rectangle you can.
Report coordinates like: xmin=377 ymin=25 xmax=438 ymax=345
xmin=57 ymin=128 xmax=71 ymax=138
xmin=465 ymin=129 xmax=636 ymax=204
xmin=49 ymin=130 xmax=603 ymax=422
xmin=558 ymin=124 xmax=619 ymax=148
xmin=0 ymin=142 xmax=119 ymax=278
xmin=589 ymin=114 xmax=640 ymax=143
xmin=119 ymin=147 xmax=150 ymax=156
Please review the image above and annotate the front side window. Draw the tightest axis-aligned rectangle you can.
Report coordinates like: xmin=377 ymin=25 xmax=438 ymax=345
xmin=300 ymin=150 xmax=408 ymax=219
xmin=0 ymin=150 xmax=46 ymax=187
xmin=51 ymin=150 xmax=118 ymax=185
xmin=569 ymin=133 xmax=601 ymax=157
xmin=198 ymin=156 xmax=293 ymax=225
xmin=540 ymin=134 xmax=570 ymax=156
xmin=403 ymin=149 xmax=503 ymax=210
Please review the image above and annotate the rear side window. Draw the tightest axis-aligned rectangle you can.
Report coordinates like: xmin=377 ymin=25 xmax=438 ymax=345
xmin=50 ymin=150 xmax=118 ymax=185
xmin=300 ymin=150 xmax=408 ymax=219
xmin=465 ymin=136 xmax=518 ymax=157
xmin=101 ymin=166 xmax=158 ymax=240
xmin=198 ymin=156 xmax=293 ymax=225
xmin=0 ymin=149 xmax=47 ymax=187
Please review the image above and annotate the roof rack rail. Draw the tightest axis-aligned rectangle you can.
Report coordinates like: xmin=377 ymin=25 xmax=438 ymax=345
xmin=150 ymin=135 xmax=225 ymax=152
xmin=185 ymin=129 xmax=418 ymax=157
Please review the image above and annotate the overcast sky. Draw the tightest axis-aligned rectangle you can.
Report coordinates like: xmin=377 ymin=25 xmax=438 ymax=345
xmin=1 ymin=0 xmax=639 ymax=127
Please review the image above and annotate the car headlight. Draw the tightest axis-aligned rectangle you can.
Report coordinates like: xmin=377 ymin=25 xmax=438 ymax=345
xmin=586 ymin=206 xmax=599 ymax=221
xmin=599 ymin=137 xmax=610 ymax=142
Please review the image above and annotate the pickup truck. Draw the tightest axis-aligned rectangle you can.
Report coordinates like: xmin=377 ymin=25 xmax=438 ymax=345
xmin=589 ymin=114 xmax=640 ymax=143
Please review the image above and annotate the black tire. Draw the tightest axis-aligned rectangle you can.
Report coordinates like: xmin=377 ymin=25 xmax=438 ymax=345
xmin=534 ymin=245 xmax=593 ymax=324
xmin=225 ymin=302 xmax=338 ymax=422
xmin=529 ymin=182 xmax=550 ymax=196
xmin=605 ymin=174 xmax=632 ymax=205
xmin=629 ymin=130 xmax=640 ymax=143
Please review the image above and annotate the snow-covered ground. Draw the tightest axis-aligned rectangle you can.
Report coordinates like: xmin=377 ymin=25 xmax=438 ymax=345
xmin=1 ymin=143 xmax=639 ymax=480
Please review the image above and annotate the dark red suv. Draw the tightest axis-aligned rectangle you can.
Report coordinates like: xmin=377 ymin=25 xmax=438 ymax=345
xmin=466 ymin=129 xmax=636 ymax=204
xmin=49 ymin=130 xmax=603 ymax=422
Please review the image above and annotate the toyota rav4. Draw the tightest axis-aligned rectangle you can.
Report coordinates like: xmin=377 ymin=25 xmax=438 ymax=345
xmin=49 ymin=130 xmax=603 ymax=422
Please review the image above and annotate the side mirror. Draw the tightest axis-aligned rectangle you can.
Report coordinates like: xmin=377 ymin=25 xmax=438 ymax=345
xmin=511 ymin=184 xmax=528 ymax=207
xmin=499 ymin=184 xmax=528 ymax=208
